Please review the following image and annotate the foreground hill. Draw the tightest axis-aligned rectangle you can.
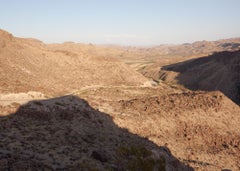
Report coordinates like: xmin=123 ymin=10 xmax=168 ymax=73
xmin=0 ymin=95 xmax=193 ymax=170
xmin=0 ymin=29 xmax=148 ymax=95
xmin=77 ymin=86 xmax=240 ymax=170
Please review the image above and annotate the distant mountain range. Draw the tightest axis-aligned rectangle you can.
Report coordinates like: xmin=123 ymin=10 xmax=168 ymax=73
xmin=112 ymin=37 xmax=240 ymax=61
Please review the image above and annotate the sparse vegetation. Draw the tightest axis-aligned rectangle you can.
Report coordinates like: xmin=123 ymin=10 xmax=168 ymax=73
xmin=55 ymin=102 xmax=65 ymax=106
xmin=117 ymin=146 xmax=166 ymax=171
xmin=0 ymin=29 xmax=239 ymax=171
xmin=33 ymin=101 xmax=43 ymax=106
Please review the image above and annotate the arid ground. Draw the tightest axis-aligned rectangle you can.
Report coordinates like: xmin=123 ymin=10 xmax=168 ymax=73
xmin=0 ymin=29 xmax=239 ymax=171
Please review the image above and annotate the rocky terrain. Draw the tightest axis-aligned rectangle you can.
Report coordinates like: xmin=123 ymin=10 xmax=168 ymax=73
xmin=0 ymin=95 xmax=194 ymax=170
xmin=142 ymin=50 xmax=240 ymax=105
xmin=139 ymin=38 xmax=240 ymax=60
xmin=0 ymin=29 xmax=240 ymax=170
xmin=45 ymin=35 xmax=240 ymax=75
xmin=0 ymin=29 xmax=148 ymax=95
xmin=76 ymin=86 xmax=240 ymax=171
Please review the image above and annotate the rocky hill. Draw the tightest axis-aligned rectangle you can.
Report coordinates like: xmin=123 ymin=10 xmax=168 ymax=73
xmin=0 ymin=95 xmax=193 ymax=170
xmin=0 ymin=29 xmax=148 ymax=95
xmin=143 ymin=50 xmax=240 ymax=104
xmin=104 ymin=37 xmax=240 ymax=62
xmin=77 ymin=86 xmax=240 ymax=170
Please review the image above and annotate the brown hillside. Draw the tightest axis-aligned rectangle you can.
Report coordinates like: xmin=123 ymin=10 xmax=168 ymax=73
xmin=0 ymin=95 xmax=193 ymax=170
xmin=77 ymin=87 xmax=240 ymax=170
xmin=107 ymin=38 xmax=240 ymax=62
xmin=155 ymin=50 xmax=240 ymax=104
xmin=115 ymin=91 xmax=240 ymax=170
xmin=0 ymin=29 xmax=148 ymax=95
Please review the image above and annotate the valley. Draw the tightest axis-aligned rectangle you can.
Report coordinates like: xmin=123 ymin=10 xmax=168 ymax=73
xmin=0 ymin=29 xmax=240 ymax=171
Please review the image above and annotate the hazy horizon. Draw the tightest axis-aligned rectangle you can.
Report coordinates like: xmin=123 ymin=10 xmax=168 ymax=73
xmin=1 ymin=0 xmax=240 ymax=46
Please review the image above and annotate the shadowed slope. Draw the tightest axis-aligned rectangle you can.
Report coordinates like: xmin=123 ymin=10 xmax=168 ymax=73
xmin=110 ymin=90 xmax=240 ymax=170
xmin=158 ymin=50 xmax=240 ymax=104
xmin=0 ymin=95 xmax=193 ymax=170
xmin=75 ymin=85 xmax=240 ymax=170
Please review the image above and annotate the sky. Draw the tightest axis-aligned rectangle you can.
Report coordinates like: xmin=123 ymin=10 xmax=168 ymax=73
xmin=0 ymin=0 xmax=240 ymax=46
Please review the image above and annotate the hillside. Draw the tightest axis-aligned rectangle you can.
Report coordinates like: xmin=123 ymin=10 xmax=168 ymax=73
xmin=102 ymin=37 xmax=240 ymax=62
xmin=39 ymin=37 xmax=240 ymax=65
xmin=142 ymin=50 xmax=240 ymax=104
xmin=1 ymin=29 xmax=240 ymax=170
xmin=0 ymin=95 xmax=194 ymax=170
xmin=76 ymin=86 xmax=240 ymax=171
xmin=0 ymin=29 xmax=148 ymax=95
xmin=81 ymin=37 xmax=240 ymax=72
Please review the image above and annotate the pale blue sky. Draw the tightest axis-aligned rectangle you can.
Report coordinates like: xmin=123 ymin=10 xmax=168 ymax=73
xmin=1 ymin=0 xmax=240 ymax=45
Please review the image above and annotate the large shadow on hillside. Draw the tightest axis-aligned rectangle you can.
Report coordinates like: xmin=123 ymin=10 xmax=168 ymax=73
xmin=0 ymin=95 xmax=193 ymax=170
xmin=161 ymin=50 xmax=240 ymax=105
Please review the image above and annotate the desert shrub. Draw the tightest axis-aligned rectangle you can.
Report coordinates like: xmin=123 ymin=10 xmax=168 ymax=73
xmin=77 ymin=159 xmax=100 ymax=171
xmin=33 ymin=101 xmax=43 ymax=106
xmin=55 ymin=102 xmax=65 ymax=106
xmin=117 ymin=146 xmax=166 ymax=171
